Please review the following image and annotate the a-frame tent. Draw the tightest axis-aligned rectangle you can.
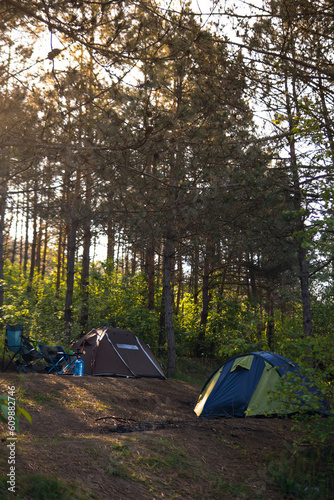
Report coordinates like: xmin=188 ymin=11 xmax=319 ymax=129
xmin=70 ymin=327 xmax=166 ymax=378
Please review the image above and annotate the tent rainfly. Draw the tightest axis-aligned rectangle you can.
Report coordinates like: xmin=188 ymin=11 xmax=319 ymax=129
xmin=194 ymin=351 xmax=331 ymax=418
xmin=69 ymin=327 xmax=166 ymax=378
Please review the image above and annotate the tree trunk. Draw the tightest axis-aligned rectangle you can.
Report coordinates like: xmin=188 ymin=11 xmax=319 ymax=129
xmin=158 ymin=288 xmax=165 ymax=358
xmin=41 ymin=223 xmax=48 ymax=279
xmin=147 ymin=245 xmax=155 ymax=310
xmin=0 ymin=183 xmax=6 ymax=315
xmin=80 ymin=169 xmax=92 ymax=335
xmin=27 ymin=188 xmax=38 ymax=294
xmin=19 ymin=235 xmax=23 ymax=271
xmin=23 ymin=184 xmax=29 ymax=276
xmin=64 ymin=220 xmax=78 ymax=340
xmin=247 ymin=252 xmax=258 ymax=299
xmin=298 ymin=245 xmax=313 ymax=337
xmin=107 ymin=221 xmax=115 ymax=264
xmin=285 ymin=72 xmax=313 ymax=337
xmin=131 ymin=246 xmax=137 ymax=275
xmin=176 ymin=246 xmax=183 ymax=314
xmin=56 ymin=227 xmax=63 ymax=292
xmin=217 ymin=262 xmax=228 ymax=316
xmin=163 ymin=233 xmax=176 ymax=377
xmin=266 ymin=289 xmax=275 ymax=349
xmin=36 ymin=217 xmax=42 ymax=274
xmin=11 ymin=197 xmax=19 ymax=265
xmin=80 ymin=218 xmax=91 ymax=335
xmin=27 ymin=225 xmax=37 ymax=293
xmin=198 ymin=245 xmax=211 ymax=355
xmin=200 ymin=252 xmax=210 ymax=328
xmin=317 ymin=54 xmax=334 ymax=159
xmin=193 ymin=242 xmax=199 ymax=304
xmin=80 ymin=225 xmax=90 ymax=335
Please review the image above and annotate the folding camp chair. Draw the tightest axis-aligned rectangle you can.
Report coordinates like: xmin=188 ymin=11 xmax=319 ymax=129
xmin=20 ymin=337 xmax=43 ymax=373
xmin=37 ymin=344 xmax=77 ymax=374
xmin=2 ymin=325 xmax=42 ymax=373
xmin=2 ymin=325 xmax=24 ymax=372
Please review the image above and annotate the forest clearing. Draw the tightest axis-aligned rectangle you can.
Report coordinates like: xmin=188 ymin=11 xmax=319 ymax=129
xmin=0 ymin=0 xmax=334 ymax=498
xmin=1 ymin=368 xmax=332 ymax=500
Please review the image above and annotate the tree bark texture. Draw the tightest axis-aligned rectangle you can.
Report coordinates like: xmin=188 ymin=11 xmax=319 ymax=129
xmin=147 ymin=245 xmax=155 ymax=310
xmin=298 ymin=245 xmax=313 ymax=337
xmin=64 ymin=220 xmax=78 ymax=340
xmin=266 ymin=289 xmax=275 ymax=349
xmin=285 ymin=72 xmax=313 ymax=337
xmin=0 ymin=184 xmax=6 ymax=315
xmin=176 ymin=247 xmax=183 ymax=314
xmin=80 ymin=220 xmax=91 ymax=334
xmin=27 ymin=188 xmax=38 ymax=294
xmin=163 ymin=234 xmax=176 ymax=377
xmin=23 ymin=184 xmax=29 ymax=275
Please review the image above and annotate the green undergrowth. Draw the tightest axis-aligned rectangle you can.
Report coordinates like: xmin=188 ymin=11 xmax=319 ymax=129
xmin=267 ymin=413 xmax=334 ymax=499
xmin=0 ymin=474 xmax=96 ymax=500
xmin=269 ymin=443 xmax=334 ymax=499
xmin=171 ymin=357 xmax=218 ymax=386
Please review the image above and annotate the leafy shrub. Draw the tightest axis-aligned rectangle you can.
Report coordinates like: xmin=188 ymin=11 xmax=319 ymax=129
xmin=0 ymin=393 xmax=32 ymax=432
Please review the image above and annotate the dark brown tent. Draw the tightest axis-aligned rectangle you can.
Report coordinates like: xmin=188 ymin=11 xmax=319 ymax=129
xmin=69 ymin=327 xmax=166 ymax=378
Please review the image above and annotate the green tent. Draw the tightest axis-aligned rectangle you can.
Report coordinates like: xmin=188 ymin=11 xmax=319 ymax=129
xmin=194 ymin=351 xmax=331 ymax=418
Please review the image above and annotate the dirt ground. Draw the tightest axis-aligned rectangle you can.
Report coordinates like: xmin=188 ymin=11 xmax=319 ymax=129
xmin=0 ymin=372 xmax=298 ymax=499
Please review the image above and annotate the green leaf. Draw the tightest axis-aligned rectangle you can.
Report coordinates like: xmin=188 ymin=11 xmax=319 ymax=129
xmin=17 ymin=406 xmax=32 ymax=424
xmin=1 ymin=404 xmax=8 ymax=418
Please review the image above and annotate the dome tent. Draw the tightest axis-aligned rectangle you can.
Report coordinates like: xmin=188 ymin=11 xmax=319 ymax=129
xmin=69 ymin=327 xmax=166 ymax=378
xmin=194 ymin=351 xmax=330 ymax=418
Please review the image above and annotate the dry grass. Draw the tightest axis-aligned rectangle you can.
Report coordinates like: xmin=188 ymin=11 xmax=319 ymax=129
xmin=0 ymin=372 xmax=300 ymax=499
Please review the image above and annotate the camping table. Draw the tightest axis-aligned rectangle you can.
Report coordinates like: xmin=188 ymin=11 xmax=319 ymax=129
xmin=57 ymin=351 xmax=81 ymax=375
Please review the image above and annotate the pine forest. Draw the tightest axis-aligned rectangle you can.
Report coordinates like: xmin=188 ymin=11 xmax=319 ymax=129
xmin=0 ymin=0 xmax=334 ymax=396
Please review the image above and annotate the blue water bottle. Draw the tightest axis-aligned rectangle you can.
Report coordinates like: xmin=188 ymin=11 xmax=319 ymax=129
xmin=74 ymin=355 xmax=84 ymax=376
